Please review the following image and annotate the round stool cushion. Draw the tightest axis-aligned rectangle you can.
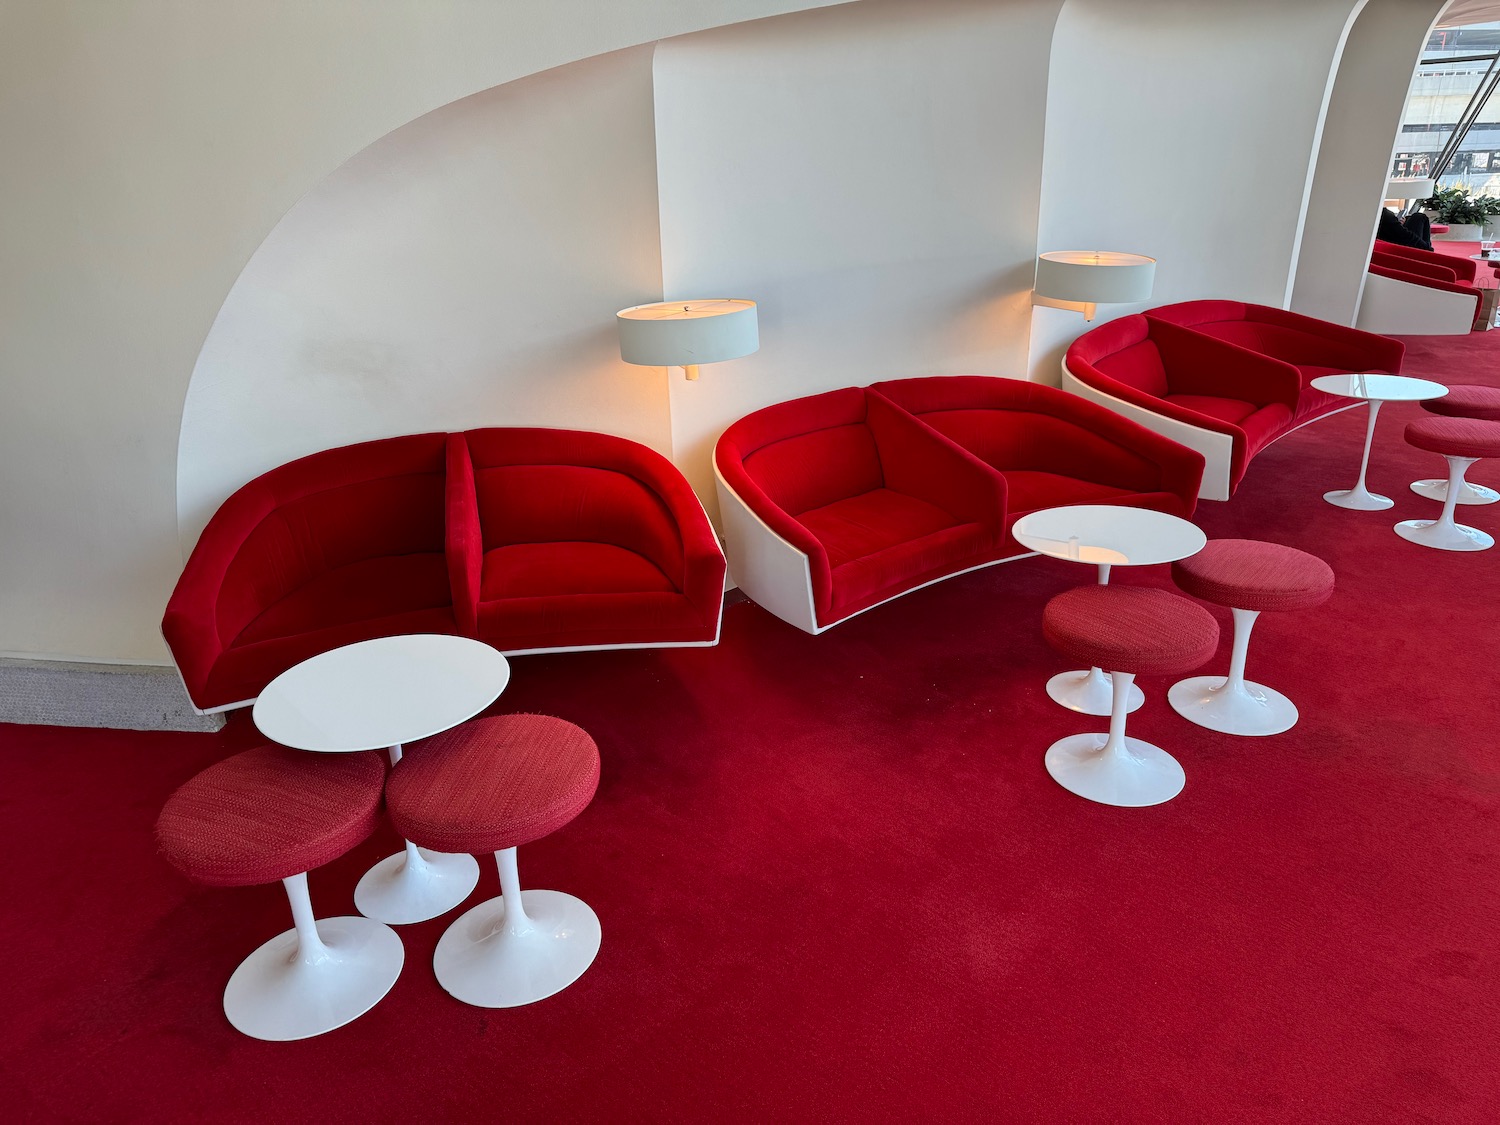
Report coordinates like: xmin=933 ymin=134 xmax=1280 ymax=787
xmin=156 ymin=744 xmax=385 ymax=887
xmin=1421 ymin=384 xmax=1500 ymax=422
xmin=387 ymin=714 xmax=600 ymax=855
xmin=1405 ymin=415 xmax=1500 ymax=460
xmin=1043 ymin=586 xmax=1218 ymax=677
xmin=1171 ymin=539 xmax=1334 ymax=613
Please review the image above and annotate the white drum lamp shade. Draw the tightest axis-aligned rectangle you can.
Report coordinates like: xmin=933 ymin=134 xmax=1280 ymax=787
xmin=1386 ymin=177 xmax=1435 ymax=201
xmin=1033 ymin=251 xmax=1156 ymax=321
xmin=617 ymin=299 xmax=759 ymax=380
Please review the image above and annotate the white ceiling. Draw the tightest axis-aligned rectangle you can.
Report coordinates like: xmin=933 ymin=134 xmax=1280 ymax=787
xmin=1437 ymin=1 xmax=1500 ymax=29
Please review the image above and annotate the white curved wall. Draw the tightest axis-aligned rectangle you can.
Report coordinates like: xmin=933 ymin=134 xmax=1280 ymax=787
xmin=177 ymin=47 xmax=669 ymax=549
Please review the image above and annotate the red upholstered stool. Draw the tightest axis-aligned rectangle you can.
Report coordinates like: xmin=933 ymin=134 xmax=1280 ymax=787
xmin=1397 ymin=417 xmax=1500 ymax=552
xmin=1413 ymin=385 xmax=1500 ymax=505
xmin=1169 ymin=540 xmax=1334 ymax=737
xmin=155 ymin=745 xmax=402 ymax=1041
xmin=1042 ymin=586 xmax=1218 ymax=807
xmin=387 ymin=714 xmax=601 ymax=1008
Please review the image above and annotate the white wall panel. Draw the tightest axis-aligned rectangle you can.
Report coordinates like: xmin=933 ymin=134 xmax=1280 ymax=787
xmin=1027 ymin=0 xmax=1367 ymax=382
xmin=177 ymin=48 xmax=669 ymax=549
xmin=654 ymin=0 xmax=1065 ymax=512
xmin=1292 ymin=0 xmax=1447 ymax=325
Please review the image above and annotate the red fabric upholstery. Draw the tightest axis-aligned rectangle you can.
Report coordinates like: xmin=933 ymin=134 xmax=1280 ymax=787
xmin=1372 ymin=240 xmax=1479 ymax=283
xmin=1145 ymin=301 xmax=1402 ymax=423
xmin=164 ymin=428 xmax=724 ymax=712
xmin=1065 ymin=315 xmax=1303 ymax=492
xmin=1172 ymin=539 xmax=1334 ymax=613
xmin=715 ymin=387 xmax=1008 ymax=626
xmin=1042 ymin=586 xmax=1218 ymax=677
xmin=869 ymin=376 xmax=1203 ymax=547
xmin=1370 ymin=250 xmax=1460 ymax=284
xmin=163 ymin=433 xmax=458 ymax=711
xmin=457 ymin=428 xmax=725 ymax=652
xmin=1422 ymin=384 xmax=1500 ymax=421
xmin=1404 ymin=416 xmax=1500 ymax=459
xmin=388 ymin=714 xmax=599 ymax=854
xmin=156 ymin=744 xmax=385 ymax=887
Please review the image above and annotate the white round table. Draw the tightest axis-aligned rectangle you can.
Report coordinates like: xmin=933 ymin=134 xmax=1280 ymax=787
xmin=1311 ymin=373 xmax=1447 ymax=510
xmin=255 ymin=634 xmax=511 ymax=925
xmin=1013 ymin=504 xmax=1207 ymax=717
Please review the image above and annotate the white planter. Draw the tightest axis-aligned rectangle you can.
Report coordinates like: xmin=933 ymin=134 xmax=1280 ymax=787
xmin=1433 ymin=223 xmax=1483 ymax=241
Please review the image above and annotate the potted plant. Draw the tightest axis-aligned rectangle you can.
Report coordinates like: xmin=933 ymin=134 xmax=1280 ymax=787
xmin=1479 ymin=194 xmax=1500 ymax=238
xmin=1420 ymin=186 xmax=1488 ymax=239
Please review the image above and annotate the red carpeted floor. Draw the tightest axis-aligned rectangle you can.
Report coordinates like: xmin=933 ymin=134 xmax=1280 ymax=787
xmin=5 ymin=334 xmax=1500 ymax=1124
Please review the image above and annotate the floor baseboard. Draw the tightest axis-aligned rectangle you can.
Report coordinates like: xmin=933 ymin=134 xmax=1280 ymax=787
xmin=0 ymin=658 xmax=224 ymax=733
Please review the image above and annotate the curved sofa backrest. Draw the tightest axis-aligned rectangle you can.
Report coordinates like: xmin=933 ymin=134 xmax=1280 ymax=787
xmin=717 ymin=387 xmax=881 ymax=516
xmin=461 ymin=427 xmax=685 ymax=578
xmin=1145 ymin=300 xmax=1249 ymax=329
xmin=212 ymin=434 xmax=449 ymax=647
xmin=871 ymin=375 xmax=1162 ymax=485
xmin=1065 ymin=314 xmax=1169 ymax=397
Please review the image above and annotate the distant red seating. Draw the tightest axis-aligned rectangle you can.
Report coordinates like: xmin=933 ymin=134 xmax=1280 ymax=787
xmin=1358 ymin=241 xmax=1485 ymax=335
xmin=1063 ymin=314 xmax=1328 ymax=500
xmin=869 ymin=376 xmax=1202 ymax=549
xmin=1147 ymin=300 xmax=1404 ymax=423
xmin=164 ymin=429 xmax=725 ymax=713
xmin=714 ymin=387 xmax=1009 ymax=633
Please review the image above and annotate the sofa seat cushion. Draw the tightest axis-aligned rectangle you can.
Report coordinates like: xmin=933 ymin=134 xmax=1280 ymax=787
xmin=796 ymin=488 xmax=995 ymax=620
xmin=798 ymin=489 xmax=959 ymax=569
xmin=480 ymin=541 xmax=676 ymax=600
xmin=1162 ymin=394 xmax=1259 ymax=426
xmin=234 ymin=552 xmax=453 ymax=646
xmin=475 ymin=541 xmax=709 ymax=651
xmin=1162 ymin=395 xmax=1293 ymax=456
xmin=208 ymin=605 xmax=459 ymax=708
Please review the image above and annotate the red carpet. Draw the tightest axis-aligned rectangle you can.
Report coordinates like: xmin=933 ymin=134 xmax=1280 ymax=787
xmin=5 ymin=334 xmax=1500 ymax=1123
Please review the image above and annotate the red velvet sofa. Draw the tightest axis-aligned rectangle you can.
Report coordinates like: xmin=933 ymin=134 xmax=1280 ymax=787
xmin=1063 ymin=315 xmax=1309 ymax=501
xmin=714 ymin=379 xmax=1203 ymax=634
xmin=164 ymin=428 xmax=725 ymax=713
xmin=714 ymin=387 xmax=1010 ymax=633
xmin=869 ymin=376 xmax=1202 ymax=551
xmin=1371 ymin=240 xmax=1481 ymax=282
xmin=1146 ymin=299 xmax=1404 ymax=423
xmin=1356 ymin=242 xmax=1485 ymax=336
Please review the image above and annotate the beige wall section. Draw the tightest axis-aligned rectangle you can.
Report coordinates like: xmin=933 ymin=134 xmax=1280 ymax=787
xmin=1292 ymin=0 xmax=1448 ymax=325
xmin=0 ymin=0 xmax=847 ymax=664
xmin=1027 ymin=0 xmax=1368 ymax=382
xmin=177 ymin=48 xmax=669 ymax=550
xmin=656 ymin=0 xmax=1065 ymax=514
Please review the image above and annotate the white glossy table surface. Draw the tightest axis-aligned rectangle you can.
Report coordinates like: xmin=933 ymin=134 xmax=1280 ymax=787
xmin=254 ymin=634 xmax=510 ymax=753
xmin=1310 ymin=373 xmax=1447 ymax=403
xmin=1012 ymin=505 xmax=1207 ymax=568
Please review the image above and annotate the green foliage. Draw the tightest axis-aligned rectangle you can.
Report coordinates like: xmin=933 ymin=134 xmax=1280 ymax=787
xmin=1419 ymin=185 xmax=1500 ymax=225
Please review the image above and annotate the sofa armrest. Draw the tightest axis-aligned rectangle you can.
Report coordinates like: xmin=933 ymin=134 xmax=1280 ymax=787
xmin=445 ymin=435 xmax=482 ymax=638
xmin=615 ymin=444 xmax=727 ymax=615
xmin=1369 ymin=263 xmax=1482 ymax=302
xmin=865 ymin=390 xmax=1007 ymax=528
xmin=1246 ymin=304 xmax=1405 ymax=373
xmin=714 ymin=434 xmax=833 ymax=602
xmin=1150 ymin=319 xmax=1301 ymax=411
xmin=1371 ymin=252 xmax=1460 ymax=285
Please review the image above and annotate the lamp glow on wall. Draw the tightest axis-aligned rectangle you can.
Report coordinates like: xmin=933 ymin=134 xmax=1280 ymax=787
xmin=1032 ymin=251 xmax=1156 ymax=321
xmin=616 ymin=299 xmax=759 ymax=380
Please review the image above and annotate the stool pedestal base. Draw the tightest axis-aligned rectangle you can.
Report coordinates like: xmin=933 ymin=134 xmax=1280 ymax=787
xmin=355 ymin=844 xmax=481 ymax=925
xmin=224 ymin=874 xmax=404 ymax=1041
xmin=433 ymin=848 xmax=600 ymax=1008
xmin=1410 ymin=477 xmax=1499 ymax=505
xmin=1169 ymin=676 xmax=1298 ymax=736
xmin=1045 ymin=671 xmax=1183 ymax=807
xmin=1046 ymin=667 xmax=1144 ymax=716
xmin=1395 ymin=518 xmax=1494 ymax=552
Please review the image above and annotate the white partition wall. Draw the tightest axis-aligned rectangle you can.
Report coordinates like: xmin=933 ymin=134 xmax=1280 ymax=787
xmin=176 ymin=49 xmax=670 ymax=549
xmin=1027 ymin=0 xmax=1369 ymax=381
xmin=1292 ymin=0 xmax=1448 ymax=325
xmin=655 ymin=0 xmax=1066 ymax=511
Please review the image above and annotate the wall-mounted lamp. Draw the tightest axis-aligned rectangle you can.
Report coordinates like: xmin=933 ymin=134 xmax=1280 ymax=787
xmin=616 ymin=299 xmax=759 ymax=380
xmin=1032 ymin=251 xmax=1156 ymax=322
